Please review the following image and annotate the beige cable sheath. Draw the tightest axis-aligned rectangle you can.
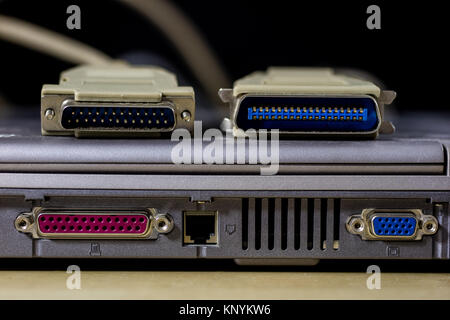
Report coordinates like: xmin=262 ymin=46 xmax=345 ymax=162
xmin=119 ymin=0 xmax=231 ymax=102
xmin=0 ymin=14 xmax=113 ymax=65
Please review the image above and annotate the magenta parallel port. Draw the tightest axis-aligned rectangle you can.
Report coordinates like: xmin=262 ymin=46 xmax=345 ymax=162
xmin=37 ymin=213 xmax=150 ymax=236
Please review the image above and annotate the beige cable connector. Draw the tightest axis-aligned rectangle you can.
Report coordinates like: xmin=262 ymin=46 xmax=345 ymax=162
xmin=219 ymin=67 xmax=396 ymax=139
xmin=41 ymin=64 xmax=195 ymax=137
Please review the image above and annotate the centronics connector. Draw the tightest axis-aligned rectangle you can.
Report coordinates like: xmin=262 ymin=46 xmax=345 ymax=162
xmin=218 ymin=67 xmax=396 ymax=138
xmin=41 ymin=65 xmax=195 ymax=137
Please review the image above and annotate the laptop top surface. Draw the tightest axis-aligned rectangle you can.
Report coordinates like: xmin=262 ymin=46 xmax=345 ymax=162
xmin=0 ymin=112 xmax=448 ymax=175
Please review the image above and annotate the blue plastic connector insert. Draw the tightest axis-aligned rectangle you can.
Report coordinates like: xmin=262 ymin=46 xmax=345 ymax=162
xmin=372 ymin=216 xmax=417 ymax=236
xmin=236 ymin=96 xmax=379 ymax=132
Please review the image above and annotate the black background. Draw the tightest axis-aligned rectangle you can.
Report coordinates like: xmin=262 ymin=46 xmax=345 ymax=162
xmin=0 ymin=0 xmax=448 ymax=114
xmin=0 ymin=0 xmax=449 ymax=291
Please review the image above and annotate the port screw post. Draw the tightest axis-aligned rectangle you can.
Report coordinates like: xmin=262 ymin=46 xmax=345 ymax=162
xmin=45 ymin=108 xmax=55 ymax=120
xmin=15 ymin=214 xmax=34 ymax=233
xmin=181 ymin=110 xmax=191 ymax=122
xmin=154 ymin=214 xmax=174 ymax=234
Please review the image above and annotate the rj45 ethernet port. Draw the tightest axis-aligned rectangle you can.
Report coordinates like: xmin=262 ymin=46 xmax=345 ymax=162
xmin=183 ymin=211 xmax=218 ymax=245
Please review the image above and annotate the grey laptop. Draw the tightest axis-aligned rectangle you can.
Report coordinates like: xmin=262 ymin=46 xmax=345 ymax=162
xmin=0 ymin=113 xmax=448 ymax=265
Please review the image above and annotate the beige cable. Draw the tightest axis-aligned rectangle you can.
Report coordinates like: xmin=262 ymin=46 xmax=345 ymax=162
xmin=119 ymin=0 xmax=231 ymax=103
xmin=0 ymin=14 xmax=113 ymax=65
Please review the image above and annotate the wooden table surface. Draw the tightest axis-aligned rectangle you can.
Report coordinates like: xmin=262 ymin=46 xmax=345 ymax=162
xmin=1 ymin=270 xmax=449 ymax=300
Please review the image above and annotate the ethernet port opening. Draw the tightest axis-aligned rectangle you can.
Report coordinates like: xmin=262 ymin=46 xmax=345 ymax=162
xmin=183 ymin=211 xmax=218 ymax=245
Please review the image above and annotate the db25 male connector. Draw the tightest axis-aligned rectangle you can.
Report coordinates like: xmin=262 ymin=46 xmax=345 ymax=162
xmin=41 ymin=65 xmax=195 ymax=137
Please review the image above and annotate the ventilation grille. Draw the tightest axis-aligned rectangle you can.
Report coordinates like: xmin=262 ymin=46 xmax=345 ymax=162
xmin=242 ymin=198 xmax=341 ymax=251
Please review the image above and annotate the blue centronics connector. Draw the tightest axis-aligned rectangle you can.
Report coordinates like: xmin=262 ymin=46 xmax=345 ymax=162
xmin=237 ymin=96 xmax=378 ymax=133
xmin=218 ymin=67 xmax=397 ymax=139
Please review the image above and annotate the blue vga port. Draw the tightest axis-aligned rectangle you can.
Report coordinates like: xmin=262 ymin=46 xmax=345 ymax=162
xmin=346 ymin=209 xmax=439 ymax=241
xmin=372 ymin=216 xmax=417 ymax=237
xmin=235 ymin=95 xmax=380 ymax=136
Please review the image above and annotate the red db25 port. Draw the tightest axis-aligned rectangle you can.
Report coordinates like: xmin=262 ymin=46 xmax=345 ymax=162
xmin=38 ymin=213 xmax=149 ymax=235
xmin=14 ymin=209 xmax=154 ymax=239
